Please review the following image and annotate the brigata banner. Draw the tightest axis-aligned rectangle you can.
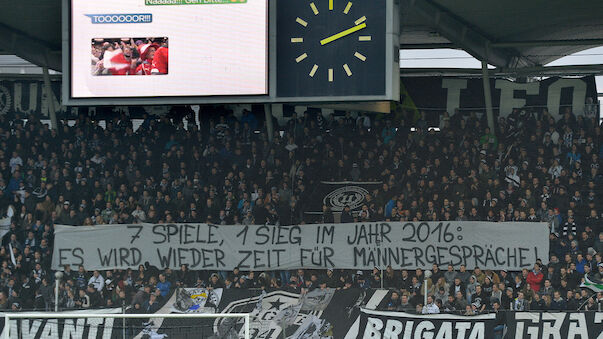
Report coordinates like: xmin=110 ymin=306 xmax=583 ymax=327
xmin=52 ymin=221 xmax=549 ymax=271
xmin=346 ymin=308 xmax=496 ymax=339
xmin=346 ymin=309 xmax=603 ymax=339
xmin=507 ymin=311 xmax=603 ymax=339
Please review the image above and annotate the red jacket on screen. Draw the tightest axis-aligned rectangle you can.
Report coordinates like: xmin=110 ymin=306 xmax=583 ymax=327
xmin=151 ymin=47 xmax=168 ymax=75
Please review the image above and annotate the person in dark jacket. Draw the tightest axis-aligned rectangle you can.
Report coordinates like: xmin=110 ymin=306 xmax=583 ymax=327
xmin=550 ymin=291 xmax=566 ymax=310
xmin=492 ymin=300 xmax=506 ymax=339
xmin=449 ymin=278 xmax=466 ymax=298
xmin=340 ymin=205 xmax=354 ymax=223
xmin=530 ymin=293 xmax=546 ymax=310
xmin=142 ymin=293 xmax=160 ymax=313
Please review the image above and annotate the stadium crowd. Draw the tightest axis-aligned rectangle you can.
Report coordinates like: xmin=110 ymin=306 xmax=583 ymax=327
xmin=0 ymin=106 xmax=600 ymax=313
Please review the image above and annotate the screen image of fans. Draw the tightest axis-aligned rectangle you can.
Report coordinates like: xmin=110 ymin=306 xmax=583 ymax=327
xmin=70 ymin=0 xmax=267 ymax=98
xmin=91 ymin=38 xmax=168 ymax=76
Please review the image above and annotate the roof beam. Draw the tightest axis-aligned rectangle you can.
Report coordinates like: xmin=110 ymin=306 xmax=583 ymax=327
xmin=0 ymin=23 xmax=61 ymax=71
xmin=400 ymin=43 xmax=459 ymax=49
xmin=402 ymin=0 xmax=529 ymax=68
xmin=400 ymin=64 xmax=603 ymax=77
xmin=492 ymin=39 xmax=603 ymax=48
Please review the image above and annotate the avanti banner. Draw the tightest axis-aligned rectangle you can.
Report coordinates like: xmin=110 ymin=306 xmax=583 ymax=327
xmin=52 ymin=221 xmax=549 ymax=271
xmin=0 ymin=308 xmax=122 ymax=339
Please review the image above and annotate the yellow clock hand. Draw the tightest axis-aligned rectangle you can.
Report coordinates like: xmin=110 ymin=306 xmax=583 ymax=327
xmin=320 ymin=22 xmax=366 ymax=46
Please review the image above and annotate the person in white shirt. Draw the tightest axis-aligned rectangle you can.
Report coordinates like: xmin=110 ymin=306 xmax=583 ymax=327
xmin=88 ymin=270 xmax=105 ymax=292
xmin=9 ymin=152 xmax=23 ymax=173
xmin=422 ymin=295 xmax=440 ymax=314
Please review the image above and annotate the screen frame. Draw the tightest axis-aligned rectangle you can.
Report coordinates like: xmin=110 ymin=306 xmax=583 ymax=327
xmin=62 ymin=0 xmax=398 ymax=105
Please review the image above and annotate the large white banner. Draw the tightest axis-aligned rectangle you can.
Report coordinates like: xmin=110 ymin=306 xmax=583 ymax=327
xmin=52 ymin=222 xmax=549 ymax=271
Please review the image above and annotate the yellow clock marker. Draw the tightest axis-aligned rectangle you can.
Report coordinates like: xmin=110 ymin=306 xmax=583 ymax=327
xmin=296 ymin=53 xmax=308 ymax=63
xmin=320 ymin=22 xmax=366 ymax=45
xmin=358 ymin=36 xmax=371 ymax=41
xmin=291 ymin=38 xmax=303 ymax=43
xmin=328 ymin=68 xmax=334 ymax=82
xmin=310 ymin=2 xmax=319 ymax=15
xmin=329 ymin=0 xmax=333 ymax=10
xmin=309 ymin=64 xmax=319 ymax=77
xmin=343 ymin=64 xmax=352 ymax=76
xmin=354 ymin=52 xmax=366 ymax=61
xmin=354 ymin=16 xmax=366 ymax=25
xmin=296 ymin=17 xmax=308 ymax=27
xmin=343 ymin=2 xmax=352 ymax=14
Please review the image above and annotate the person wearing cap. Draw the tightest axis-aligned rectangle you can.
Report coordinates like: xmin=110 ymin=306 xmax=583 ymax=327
xmin=135 ymin=43 xmax=160 ymax=75
xmin=207 ymin=273 xmax=224 ymax=289
xmin=355 ymin=271 xmax=370 ymax=289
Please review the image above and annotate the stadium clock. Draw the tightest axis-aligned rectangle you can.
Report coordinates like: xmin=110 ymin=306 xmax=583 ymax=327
xmin=277 ymin=0 xmax=387 ymax=98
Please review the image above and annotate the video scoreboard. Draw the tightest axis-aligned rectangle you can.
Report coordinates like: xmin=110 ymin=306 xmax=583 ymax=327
xmin=63 ymin=0 xmax=399 ymax=105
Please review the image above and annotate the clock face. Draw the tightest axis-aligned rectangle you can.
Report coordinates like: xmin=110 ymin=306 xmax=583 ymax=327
xmin=277 ymin=0 xmax=387 ymax=98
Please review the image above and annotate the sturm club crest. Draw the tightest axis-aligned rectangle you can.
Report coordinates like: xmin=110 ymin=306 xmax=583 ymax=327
xmin=323 ymin=186 xmax=369 ymax=212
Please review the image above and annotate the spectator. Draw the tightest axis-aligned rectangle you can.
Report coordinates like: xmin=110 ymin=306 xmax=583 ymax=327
xmin=550 ymin=291 xmax=567 ymax=310
xmin=142 ymin=293 xmax=160 ymax=313
xmin=422 ymin=295 xmax=440 ymax=314
xmin=512 ymin=291 xmax=529 ymax=311
xmin=526 ymin=263 xmax=544 ymax=292
xmin=492 ymin=300 xmax=506 ymax=339
xmin=156 ymin=274 xmax=171 ymax=297
xmin=88 ymin=270 xmax=105 ymax=292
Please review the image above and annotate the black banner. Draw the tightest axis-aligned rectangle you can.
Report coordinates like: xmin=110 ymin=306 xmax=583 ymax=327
xmin=507 ymin=311 xmax=603 ymax=339
xmin=355 ymin=308 xmax=496 ymax=339
xmin=0 ymin=78 xmax=169 ymax=119
xmin=0 ymin=79 xmax=63 ymax=118
xmin=305 ymin=181 xmax=383 ymax=219
xmin=1 ymin=290 xmax=601 ymax=339
xmin=400 ymin=76 xmax=599 ymax=118
xmin=354 ymin=308 xmax=603 ymax=339
xmin=161 ymin=288 xmax=385 ymax=338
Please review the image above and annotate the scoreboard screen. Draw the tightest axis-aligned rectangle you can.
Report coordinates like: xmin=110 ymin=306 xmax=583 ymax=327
xmin=63 ymin=0 xmax=398 ymax=105
xmin=69 ymin=0 xmax=268 ymax=98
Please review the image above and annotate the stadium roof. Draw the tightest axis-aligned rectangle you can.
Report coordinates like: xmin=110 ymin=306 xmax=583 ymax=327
xmin=401 ymin=0 xmax=603 ymax=69
xmin=0 ymin=0 xmax=602 ymax=72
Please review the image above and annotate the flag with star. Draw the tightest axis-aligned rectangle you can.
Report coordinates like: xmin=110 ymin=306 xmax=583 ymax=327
xmin=272 ymin=302 xmax=302 ymax=327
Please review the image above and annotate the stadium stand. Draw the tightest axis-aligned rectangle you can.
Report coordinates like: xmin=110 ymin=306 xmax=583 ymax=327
xmin=0 ymin=107 xmax=600 ymax=314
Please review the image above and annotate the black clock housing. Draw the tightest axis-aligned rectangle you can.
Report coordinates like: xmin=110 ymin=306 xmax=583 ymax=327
xmin=277 ymin=0 xmax=387 ymax=98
